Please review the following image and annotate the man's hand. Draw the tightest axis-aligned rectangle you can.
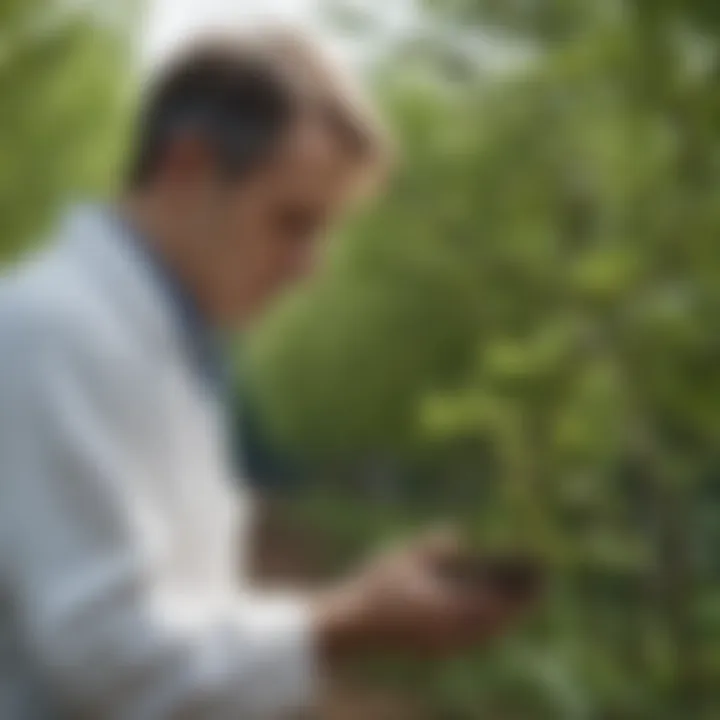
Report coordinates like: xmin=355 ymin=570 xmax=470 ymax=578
xmin=314 ymin=529 xmax=535 ymax=663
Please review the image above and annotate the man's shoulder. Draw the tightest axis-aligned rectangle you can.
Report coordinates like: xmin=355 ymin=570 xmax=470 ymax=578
xmin=1 ymin=251 xmax=86 ymax=337
xmin=0 ymin=252 xmax=129 ymax=381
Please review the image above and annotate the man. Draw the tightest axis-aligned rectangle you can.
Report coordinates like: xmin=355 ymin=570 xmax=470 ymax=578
xmin=0 ymin=31 xmax=528 ymax=719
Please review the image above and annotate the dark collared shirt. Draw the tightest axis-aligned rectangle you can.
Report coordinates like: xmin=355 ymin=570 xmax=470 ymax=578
xmin=111 ymin=206 xmax=289 ymax=490
xmin=111 ymin=207 xmax=231 ymax=403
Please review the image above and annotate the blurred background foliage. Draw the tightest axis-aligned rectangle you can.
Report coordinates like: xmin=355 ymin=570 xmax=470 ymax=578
xmin=249 ymin=1 xmax=720 ymax=717
xmin=0 ymin=0 xmax=135 ymax=259
xmin=3 ymin=0 xmax=720 ymax=717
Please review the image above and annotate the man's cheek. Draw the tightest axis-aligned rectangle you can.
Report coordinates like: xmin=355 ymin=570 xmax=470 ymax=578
xmin=293 ymin=246 xmax=317 ymax=280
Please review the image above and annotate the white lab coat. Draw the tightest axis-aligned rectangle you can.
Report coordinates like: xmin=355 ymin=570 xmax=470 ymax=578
xmin=0 ymin=207 xmax=317 ymax=719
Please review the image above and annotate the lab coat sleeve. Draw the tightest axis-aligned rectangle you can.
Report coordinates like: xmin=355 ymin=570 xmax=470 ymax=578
xmin=0 ymin=311 xmax=318 ymax=720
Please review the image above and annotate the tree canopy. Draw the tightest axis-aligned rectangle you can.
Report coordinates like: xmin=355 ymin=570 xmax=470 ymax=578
xmin=247 ymin=1 xmax=720 ymax=716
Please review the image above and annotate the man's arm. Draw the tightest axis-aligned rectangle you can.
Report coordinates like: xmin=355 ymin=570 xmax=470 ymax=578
xmin=0 ymin=306 xmax=533 ymax=719
xmin=0 ymin=313 xmax=317 ymax=720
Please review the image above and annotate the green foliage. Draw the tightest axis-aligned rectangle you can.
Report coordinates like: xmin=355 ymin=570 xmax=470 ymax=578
xmin=0 ymin=0 xmax=135 ymax=259
xmin=249 ymin=1 xmax=720 ymax=716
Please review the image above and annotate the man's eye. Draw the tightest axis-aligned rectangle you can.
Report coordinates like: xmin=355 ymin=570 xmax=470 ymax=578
xmin=276 ymin=207 xmax=323 ymax=239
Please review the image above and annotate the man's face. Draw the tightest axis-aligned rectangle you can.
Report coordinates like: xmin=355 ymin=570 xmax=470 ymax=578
xmin=206 ymin=118 xmax=362 ymax=327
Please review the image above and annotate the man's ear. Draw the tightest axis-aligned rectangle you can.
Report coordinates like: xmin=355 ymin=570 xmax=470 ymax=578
xmin=161 ymin=132 xmax=215 ymax=187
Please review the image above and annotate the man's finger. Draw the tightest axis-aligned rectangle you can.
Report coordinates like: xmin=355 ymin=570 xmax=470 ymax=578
xmin=416 ymin=525 xmax=465 ymax=563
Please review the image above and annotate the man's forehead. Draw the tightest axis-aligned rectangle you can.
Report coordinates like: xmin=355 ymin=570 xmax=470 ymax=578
xmin=261 ymin=118 xmax=361 ymax=193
